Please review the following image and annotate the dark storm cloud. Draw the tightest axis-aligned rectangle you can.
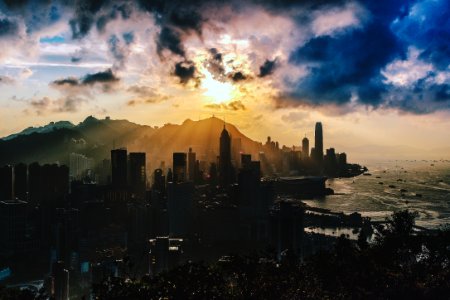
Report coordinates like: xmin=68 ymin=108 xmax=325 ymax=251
xmin=69 ymin=0 xmax=108 ymax=39
xmin=286 ymin=0 xmax=408 ymax=108
xmin=47 ymin=69 xmax=119 ymax=113
xmin=259 ymin=59 xmax=277 ymax=77
xmin=138 ymin=1 xmax=205 ymax=57
xmin=230 ymin=71 xmax=247 ymax=82
xmin=0 ymin=18 xmax=19 ymax=37
xmin=96 ymin=3 xmax=133 ymax=33
xmin=385 ymin=72 xmax=450 ymax=114
xmin=168 ymin=8 xmax=203 ymax=34
xmin=392 ymin=0 xmax=450 ymax=71
xmin=279 ymin=0 xmax=450 ymax=113
xmin=52 ymin=77 xmax=80 ymax=86
xmin=157 ymin=26 xmax=185 ymax=57
xmin=174 ymin=60 xmax=196 ymax=84
xmin=278 ymin=0 xmax=448 ymax=114
xmin=51 ymin=69 xmax=119 ymax=87
xmin=82 ymin=69 xmax=119 ymax=85
xmin=1 ymin=0 xmax=30 ymax=9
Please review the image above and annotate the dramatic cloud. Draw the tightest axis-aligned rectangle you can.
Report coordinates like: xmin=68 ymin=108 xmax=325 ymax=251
xmin=259 ymin=59 xmax=277 ymax=77
xmin=45 ymin=69 xmax=119 ymax=114
xmin=51 ymin=69 xmax=119 ymax=88
xmin=82 ymin=69 xmax=119 ymax=85
xmin=69 ymin=0 xmax=108 ymax=39
xmin=0 ymin=17 xmax=19 ymax=37
xmin=174 ymin=60 xmax=196 ymax=84
xmin=0 ymin=0 xmax=449 ymax=115
xmin=230 ymin=71 xmax=247 ymax=82
xmin=157 ymin=26 xmax=185 ymax=57
xmin=52 ymin=77 xmax=79 ymax=87
xmin=96 ymin=3 xmax=133 ymax=33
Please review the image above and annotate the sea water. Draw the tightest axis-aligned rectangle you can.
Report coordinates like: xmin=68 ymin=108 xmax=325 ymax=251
xmin=303 ymin=160 xmax=450 ymax=229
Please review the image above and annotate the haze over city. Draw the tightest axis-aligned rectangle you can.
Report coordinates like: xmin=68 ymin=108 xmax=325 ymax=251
xmin=0 ymin=0 xmax=449 ymax=161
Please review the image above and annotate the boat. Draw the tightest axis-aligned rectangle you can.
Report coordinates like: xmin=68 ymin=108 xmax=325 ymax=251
xmin=389 ymin=185 xmax=396 ymax=188
xmin=363 ymin=173 xmax=372 ymax=176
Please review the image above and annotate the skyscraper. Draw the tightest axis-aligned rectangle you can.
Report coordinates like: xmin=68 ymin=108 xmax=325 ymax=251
xmin=0 ymin=199 xmax=28 ymax=254
xmin=51 ymin=261 xmax=69 ymax=300
xmin=302 ymin=137 xmax=309 ymax=159
xmin=0 ymin=165 xmax=13 ymax=201
xmin=129 ymin=152 xmax=146 ymax=199
xmin=111 ymin=148 xmax=128 ymax=188
xmin=231 ymin=138 xmax=242 ymax=167
xmin=219 ymin=125 xmax=232 ymax=186
xmin=314 ymin=122 xmax=323 ymax=164
xmin=13 ymin=163 xmax=27 ymax=201
xmin=187 ymin=148 xmax=196 ymax=182
xmin=172 ymin=153 xmax=187 ymax=183
xmin=69 ymin=153 xmax=93 ymax=180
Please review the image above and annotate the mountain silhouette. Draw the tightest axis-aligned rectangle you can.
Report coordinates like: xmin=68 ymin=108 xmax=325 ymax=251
xmin=2 ymin=121 xmax=75 ymax=141
xmin=0 ymin=116 xmax=263 ymax=169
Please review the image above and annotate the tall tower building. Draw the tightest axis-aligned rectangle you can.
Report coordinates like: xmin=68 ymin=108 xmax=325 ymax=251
xmin=314 ymin=122 xmax=323 ymax=164
xmin=219 ymin=125 xmax=232 ymax=186
xmin=173 ymin=153 xmax=187 ymax=183
xmin=52 ymin=261 xmax=69 ymax=300
xmin=187 ymin=148 xmax=196 ymax=182
xmin=0 ymin=165 xmax=13 ymax=201
xmin=302 ymin=137 xmax=309 ymax=159
xmin=14 ymin=163 xmax=27 ymax=201
xmin=111 ymin=148 xmax=128 ymax=188
xmin=129 ymin=152 xmax=146 ymax=199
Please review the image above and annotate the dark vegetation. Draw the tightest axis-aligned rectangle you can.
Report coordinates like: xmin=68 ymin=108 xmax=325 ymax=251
xmin=91 ymin=210 xmax=450 ymax=299
xmin=1 ymin=212 xmax=448 ymax=300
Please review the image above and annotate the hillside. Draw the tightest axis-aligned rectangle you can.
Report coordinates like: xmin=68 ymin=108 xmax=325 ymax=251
xmin=0 ymin=116 xmax=262 ymax=168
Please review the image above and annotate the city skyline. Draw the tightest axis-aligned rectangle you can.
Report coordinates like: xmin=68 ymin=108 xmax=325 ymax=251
xmin=0 ymin=1 xmax=449 ymax=298
xmin=0 ymin=0 xmax=449 ymax=157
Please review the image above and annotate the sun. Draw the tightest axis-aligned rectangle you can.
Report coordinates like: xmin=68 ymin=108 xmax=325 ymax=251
xmin=200 ymin=69 xmax=236 ymax=104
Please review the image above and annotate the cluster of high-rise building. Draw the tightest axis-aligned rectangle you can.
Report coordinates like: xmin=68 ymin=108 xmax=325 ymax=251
xmin=261 ymin=122 xmax=354 ymax=177
xmin=0 ymin=121 xmax=358 ymax=299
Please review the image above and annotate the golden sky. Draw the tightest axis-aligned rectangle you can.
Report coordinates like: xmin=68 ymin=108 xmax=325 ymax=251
xmin=0 ymin=0 xmax=449 ymax=160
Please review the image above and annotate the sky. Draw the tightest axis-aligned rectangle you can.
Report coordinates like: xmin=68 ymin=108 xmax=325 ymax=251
xmin=0 ymin=0 xmax=449 ymax=160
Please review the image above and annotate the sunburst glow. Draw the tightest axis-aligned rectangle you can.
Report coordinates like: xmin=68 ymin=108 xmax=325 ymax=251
xmin=200 ymin=69 xmax=236 ymax=104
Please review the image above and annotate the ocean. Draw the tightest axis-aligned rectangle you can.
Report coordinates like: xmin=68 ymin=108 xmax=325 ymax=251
xmin=303 ymin=160 xmax=450 ymax=229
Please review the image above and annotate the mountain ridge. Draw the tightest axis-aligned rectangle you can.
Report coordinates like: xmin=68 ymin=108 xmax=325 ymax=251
xmin=0 ymin=116 xmax=262 ymax=168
